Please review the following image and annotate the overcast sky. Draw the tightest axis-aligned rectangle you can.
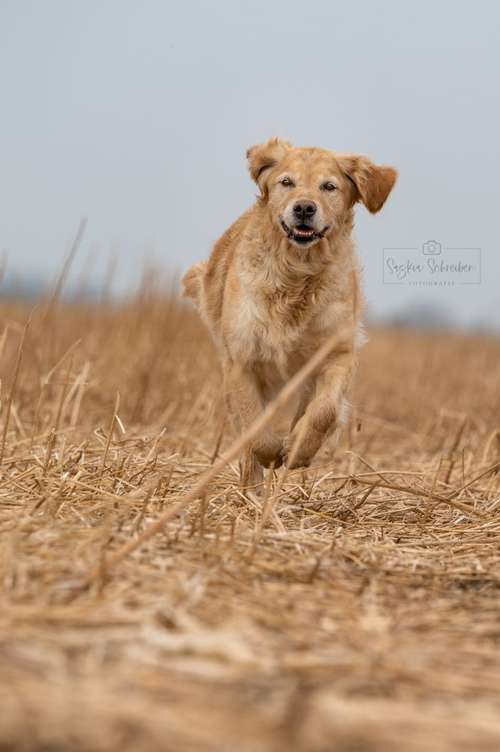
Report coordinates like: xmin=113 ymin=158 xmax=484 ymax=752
xmin=1 ymin=0 xmax=499 ymax=328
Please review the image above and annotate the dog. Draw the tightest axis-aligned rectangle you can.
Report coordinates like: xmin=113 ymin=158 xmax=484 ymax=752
xmin=183 ymin=138 xmax=397 ymax=484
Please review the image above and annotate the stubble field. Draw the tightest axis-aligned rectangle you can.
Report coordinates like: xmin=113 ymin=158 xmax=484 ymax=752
xmin=0 ymin=288 xmax=500 ymax=751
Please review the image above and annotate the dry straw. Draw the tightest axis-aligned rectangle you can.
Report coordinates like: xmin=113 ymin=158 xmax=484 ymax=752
xmin=0 ymin=281 xmax=499 ymax=751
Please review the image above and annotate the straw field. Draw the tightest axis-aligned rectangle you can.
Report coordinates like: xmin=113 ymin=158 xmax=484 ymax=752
xmin=0 ymin=286 xmax=500 ymax=751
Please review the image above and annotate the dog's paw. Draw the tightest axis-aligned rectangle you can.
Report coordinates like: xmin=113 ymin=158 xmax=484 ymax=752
xmin=281 ymin=448 xmax=311 ymax=470
xmin=286 ymin=455 xmax=311 ymax=470
xmin=281 ymin=431 xmax=315 ymax=470
xmin=252 ymin=433 xmax=284 ymax=469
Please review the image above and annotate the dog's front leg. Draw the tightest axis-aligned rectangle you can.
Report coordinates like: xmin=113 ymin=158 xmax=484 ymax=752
xmin=284 ymin=350 xmax=355 ymax=469
xmin=223 ymin=361 xmax=284 ymax=479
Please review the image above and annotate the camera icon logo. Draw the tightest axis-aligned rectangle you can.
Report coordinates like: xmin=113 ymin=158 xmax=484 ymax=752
xmin=422 ymin=240 xmax=442 ymax=255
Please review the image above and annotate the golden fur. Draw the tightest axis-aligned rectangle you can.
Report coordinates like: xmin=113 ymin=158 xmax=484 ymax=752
xmin=183 ymin=138 xmax=397 ymax=483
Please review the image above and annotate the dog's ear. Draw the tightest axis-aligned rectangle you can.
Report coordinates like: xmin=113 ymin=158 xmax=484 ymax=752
xmin=247 ymin=137 xmax=292 ymax=199
xmin=338 ymin=155 xmax=397 ymax=213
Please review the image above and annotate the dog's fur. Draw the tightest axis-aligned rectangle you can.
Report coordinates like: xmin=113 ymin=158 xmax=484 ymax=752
xmin=183 ymin=138 xmax=397 ymax=483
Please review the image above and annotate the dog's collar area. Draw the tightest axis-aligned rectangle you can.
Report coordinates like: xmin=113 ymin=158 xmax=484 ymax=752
xmin=280 ymin=219 xmax=329 ymax=245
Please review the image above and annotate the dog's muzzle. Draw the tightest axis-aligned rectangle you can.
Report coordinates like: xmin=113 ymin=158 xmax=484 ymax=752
xmin=280 ymin=219 xmax=329 ymax=246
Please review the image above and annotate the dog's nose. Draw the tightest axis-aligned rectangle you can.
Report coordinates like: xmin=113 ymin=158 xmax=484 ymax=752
xmin=293 ymin=200 xmax=317 ymax=221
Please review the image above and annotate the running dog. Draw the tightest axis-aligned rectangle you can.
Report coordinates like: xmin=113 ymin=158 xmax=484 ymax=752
xmin=183 ymin=138 xmax=397 ymax=483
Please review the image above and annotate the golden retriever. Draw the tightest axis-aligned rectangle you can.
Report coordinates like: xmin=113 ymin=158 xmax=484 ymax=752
xmin=183 ymin=138 xmax=397 ymax=484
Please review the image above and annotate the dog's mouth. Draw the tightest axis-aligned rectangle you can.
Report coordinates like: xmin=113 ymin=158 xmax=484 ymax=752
xmin=280 ymin=219 xmax=329 ymax=246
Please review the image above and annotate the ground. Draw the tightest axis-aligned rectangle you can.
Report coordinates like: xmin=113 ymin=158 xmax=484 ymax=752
xmin=0 ymin=292 xmax=499 ymax=751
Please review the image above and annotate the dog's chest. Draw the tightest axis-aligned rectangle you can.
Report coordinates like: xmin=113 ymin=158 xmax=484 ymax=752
xmin=229 ymin=281 xmax=328 ymax=374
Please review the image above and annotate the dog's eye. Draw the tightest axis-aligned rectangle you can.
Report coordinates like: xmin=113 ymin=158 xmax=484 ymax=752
xmin=280 ymin=177 xmax=295 ymax=187
xmin=321 ymin=181 xmax=337 ymax=192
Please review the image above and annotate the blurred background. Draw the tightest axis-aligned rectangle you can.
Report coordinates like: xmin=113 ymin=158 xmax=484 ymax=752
xmin=1 ymin=0 xmax=499 ymax=330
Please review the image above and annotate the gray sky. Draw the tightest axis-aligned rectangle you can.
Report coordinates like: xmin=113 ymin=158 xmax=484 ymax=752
xmin=1 ymin=0 xmax=499 ymax=328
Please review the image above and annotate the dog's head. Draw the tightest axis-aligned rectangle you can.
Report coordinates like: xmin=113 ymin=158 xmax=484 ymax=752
xmin=247 ymin=138 xmax=397 ymax=249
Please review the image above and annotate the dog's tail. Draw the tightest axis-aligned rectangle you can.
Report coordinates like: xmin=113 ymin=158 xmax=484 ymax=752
xmin=182 ymin=262 xmax=206 ymax=309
